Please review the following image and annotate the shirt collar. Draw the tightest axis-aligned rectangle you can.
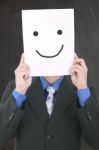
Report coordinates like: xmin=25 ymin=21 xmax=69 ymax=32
xmin=40 ymin=76 xmax=64 ymax=91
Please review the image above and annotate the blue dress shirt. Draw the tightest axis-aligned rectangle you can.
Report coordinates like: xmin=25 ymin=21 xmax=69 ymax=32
xmin=40 ymin=76 xmax=64 ymax=91
xmin=12 ymin=76 xmax=90 ymax=108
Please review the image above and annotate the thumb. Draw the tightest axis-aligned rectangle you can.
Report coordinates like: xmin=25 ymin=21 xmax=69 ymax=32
xmin=74 ymin=53 xmax=78 ymax=59
xmin=19 ymin=53 xmax=25 ymax=65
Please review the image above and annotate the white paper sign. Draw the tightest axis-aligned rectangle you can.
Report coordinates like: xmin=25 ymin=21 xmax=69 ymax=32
xmin=22 ymin=9 xmax=74 ymax=76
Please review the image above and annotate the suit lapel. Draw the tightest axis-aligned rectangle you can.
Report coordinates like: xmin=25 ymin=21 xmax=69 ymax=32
xmin=27 ymin=77 xmax=49 ymax=126
xmin=48 ymin=76 xmax=76 ymax=129
xmin=26 ymin=76 xmax=76 ymax=128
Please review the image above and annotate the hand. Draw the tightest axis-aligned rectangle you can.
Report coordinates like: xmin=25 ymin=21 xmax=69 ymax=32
xmin=15 ymin=53 xmax=32 ymax=95
xmin=70 ymin=54 xmax=88 ymax=90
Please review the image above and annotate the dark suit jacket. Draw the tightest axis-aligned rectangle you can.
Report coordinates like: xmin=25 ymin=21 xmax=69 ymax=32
xmin=0 ymin=76 xmax=99 ymax=150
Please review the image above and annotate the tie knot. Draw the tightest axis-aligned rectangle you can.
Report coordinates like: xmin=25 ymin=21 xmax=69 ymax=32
xmin=46 ymin=86 xmax=55 ymax=95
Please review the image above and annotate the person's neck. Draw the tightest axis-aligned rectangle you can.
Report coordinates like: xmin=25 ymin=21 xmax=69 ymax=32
xmin=44 ymin=76 xmax=60 ymax=84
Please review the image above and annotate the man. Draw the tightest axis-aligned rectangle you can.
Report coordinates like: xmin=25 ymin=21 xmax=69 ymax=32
xmin=0 ymin=53 xmax=99 ymax=150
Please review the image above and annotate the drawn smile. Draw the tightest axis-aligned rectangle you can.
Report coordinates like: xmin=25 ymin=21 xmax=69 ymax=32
xmin=36 ymin=45 xmax=64 ymax=58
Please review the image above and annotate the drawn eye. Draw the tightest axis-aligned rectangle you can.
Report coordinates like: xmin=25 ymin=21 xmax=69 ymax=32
xmin=33 ymin=31 xmax=38 ymax=36
xmin=57 ymin=30 xmax=62 ymax=35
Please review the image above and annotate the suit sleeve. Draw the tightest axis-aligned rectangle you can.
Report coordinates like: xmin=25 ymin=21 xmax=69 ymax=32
xmin=78 ymin=87 xmax=99 ymax=149
xmin=0 ymin=81 xmax=24 ymax=147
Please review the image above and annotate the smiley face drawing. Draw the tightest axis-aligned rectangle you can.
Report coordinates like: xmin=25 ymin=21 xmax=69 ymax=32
xmin=33 ymin=29 xmax=64 ymax=58
xmin=22 ymin=9 xmax=74 ymax=76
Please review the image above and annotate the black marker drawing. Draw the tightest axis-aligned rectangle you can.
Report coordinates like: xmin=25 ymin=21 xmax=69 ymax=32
xmin=36 ymin=45 xmax=64 ymax=58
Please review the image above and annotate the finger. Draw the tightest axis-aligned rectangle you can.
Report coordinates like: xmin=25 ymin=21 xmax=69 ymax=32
xmin=72 ymin=63 xmax=87 ymax=70
xmin=16 ymin=68 xmax=29 ymax=78
xmin=22 ymin=69 xmax=30 ymax=80
xmin=71 ymin=65 xmax=85 ymax=71
xmin=19 ymin=53 xmax=25 ymax=65
xmin=70 ymin=68 xmax=82 ymax=76
xmin=18 ymin=63 xmax=29 ymax=70
xmin=16 ymin=66 xmax=30 ymax=73
xmin=15 ymin=64 xmax=30 ymax=75
xmin=70 ymin=64 xmax=87 ymax=75
xmin=70 ymin=65 xmax=84 ymax=72
xmin=15 ymin=64 xmax=29 ymax=74
xmin=74 ymin=53 xmax=78 ymax=59
xmin=73 ymin=58 xmax=87 ymax=69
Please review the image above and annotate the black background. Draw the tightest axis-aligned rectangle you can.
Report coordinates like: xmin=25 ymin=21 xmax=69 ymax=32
xmin=0 ymin=0 xmax=99 ymax=150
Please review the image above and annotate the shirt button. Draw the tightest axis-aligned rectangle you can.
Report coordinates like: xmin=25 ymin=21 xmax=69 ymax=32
xmin=46 ymin=134 xmax=52 ymax=140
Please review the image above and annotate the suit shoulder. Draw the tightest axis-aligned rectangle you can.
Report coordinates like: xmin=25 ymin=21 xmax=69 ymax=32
xmin=1 ymin=80 xmax=15 ymax=102
xmin=6 ymin=80 xmax=16 ymax=89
